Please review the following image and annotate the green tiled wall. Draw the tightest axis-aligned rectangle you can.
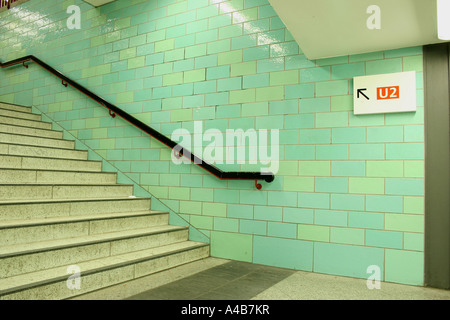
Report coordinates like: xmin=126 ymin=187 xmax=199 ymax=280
xmin=0 ymin=0 xmax=425 ymax=285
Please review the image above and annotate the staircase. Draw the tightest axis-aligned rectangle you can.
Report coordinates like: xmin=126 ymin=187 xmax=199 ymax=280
xmin=0 ymin=102 xmax=209 ymax=300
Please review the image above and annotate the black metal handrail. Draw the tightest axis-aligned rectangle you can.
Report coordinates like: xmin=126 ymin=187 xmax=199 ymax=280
xmin=0 ymin=0 xmax=20 ymax=9
xmin=0 ymin=55 xmax=274 ymax=189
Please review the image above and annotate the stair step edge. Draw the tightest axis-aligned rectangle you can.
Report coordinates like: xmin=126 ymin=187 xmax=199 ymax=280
xmin=0 ymin=241 xmax=209 ymax=297
xmin=0 ymin=225 xmax=189 ymax=258
xmin=0 ymin=196 xmax=151 ymax=206
xmin=0 ymin=210 xmax=168 ymax=229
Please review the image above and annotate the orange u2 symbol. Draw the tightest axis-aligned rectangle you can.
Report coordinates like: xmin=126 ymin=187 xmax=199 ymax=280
xmin=377 ymin=86 xmax=399 ymax=100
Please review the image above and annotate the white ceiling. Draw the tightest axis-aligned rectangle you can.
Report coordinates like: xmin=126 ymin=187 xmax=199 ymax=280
xmin=268 ymin=0 xmax=448 ymax=59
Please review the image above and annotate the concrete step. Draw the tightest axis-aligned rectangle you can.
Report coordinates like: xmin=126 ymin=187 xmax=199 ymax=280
xmin=0 ymin=107 xmax=41 ymax=122
xmin=0 ymin=197 xmax=152 ymax=221
xmin=0 ymin=211 xmax=169 ymax=246
xmin=0 ymin=184 xmax=134 ymax=201
xmin=0 ymin=225 xmax=190 ymax=278
xmin=0 ymin=115 xmax=51 ymax=130
xmin=0 ymin=103 xmax=32 ymax=113
xmin=0 ymin=241 xmax=209 ymax=300
xmin=0 ymin=168 xmax=117 ymax=185
xmin=0 ymin=154 xmax=102 ymax=172
xmin=0 ymin=143 xmax=88 ymax=160
xmin=0 ymin=132 xmax=75 ymax=149
xmin=0 ymin=123 xmax=63 ymax=139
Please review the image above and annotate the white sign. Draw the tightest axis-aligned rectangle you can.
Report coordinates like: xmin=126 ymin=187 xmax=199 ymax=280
xmin=353 ymin=71 xmax=416 ymax=115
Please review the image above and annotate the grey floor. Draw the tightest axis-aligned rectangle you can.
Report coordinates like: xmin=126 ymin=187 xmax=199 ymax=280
xmin=71 ymin=257 xmax=450 ymax=300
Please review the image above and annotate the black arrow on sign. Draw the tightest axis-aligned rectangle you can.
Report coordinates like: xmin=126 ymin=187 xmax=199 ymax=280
xmin=357 ymin=88 xmax=369 ymax=100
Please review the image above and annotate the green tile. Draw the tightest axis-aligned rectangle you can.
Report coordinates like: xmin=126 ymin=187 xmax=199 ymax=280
xmin=316 ymin=80 xmax=348 ymax=97
xmin=330 ymin=95 xmax=353 ymax=111
xmin=163 ymin=72 xmax=184 ymax=86
xmin=179 ymin=201 xmax=202 ymax=214
xmin=267 ymin=222 xmax=297 ymax=239
xmin=315 ymin=177 xmax=348 ymax=193
xmin=253 ymin=236 xmax=313 ymax=271
xmin=348 ymin=211 xmax=384 ymax=229
xmin=227 ymin=204 xmax=253 ymax=219
xmin=185 ymin=44 xmax=207 ymax=58
xmin=385 ymin=250 xmax=424 ymax=285
xmin=404 ymin=161 xmax=424 ymax=178
xmin=270 ymin=41 xmax=299 ymax=57
xmin=269 ymin=100 xmax=298 ymax=115
xmin=330 ymin=227 xmax=364 ymax=245
xmin=331 ymin=62 xmax=365 ymax=80
xmin=385 ymin=178 xmax=424 ymax=196
xmin=241 ymin=102 xmax=268 ymax=117
xmin=217 ymin=49 xmax=243 ymax=65
xmin=366 ymin=58 xmax=402 ymax=75
xmin=315 ymin=209 xmax=347 ymax=226
xmin=298 ymin=224 xmax=329 ymax=242
xmin=404 ymin=233 xmax=424 ymax=251
xmin=255 ymin=86 xmax=284 ymax=101
xmin=203 ymin=202 xmax=227 ymax=217
xmin=298 ymin=192 xmax=330 ymax=209
xmin=315 ymin=112 xmax=348 ymax=128
xmin=154 ymin=39 xmax=175 ymax=52
xmin=239 ymin=189 xmax=267 ymax=205
xmin=243 ymin=74 xmax=269 ymax=88
xmin=167 ymin=1 xmax=187 ymax=16
xmin=211 ymin=231 xmax=253 ymax=262
xmin=386 ymin=143 xmax=424 ymax=160
xmin=285 ymin=84 xmax=315 ymax=99
xmin=299 ymin=97 xmax=330 ymax=113
xmin=164 ymin=48 xmax=185 ymax=62
xmin=349 ymin=144 xmax=385 ymax=160
xmin=219 ymin=24 xmax=243 ymax=39
xmin=232 ymin=7 xmax=257 ymax=23
xmin=314 ymin=242 xmax=384 ymax=280
xmin=269 ymin=70 xmax=299 ymax=86
xmin=349 ymin=177 xmax=385 ymax=195
xmin=257 ymin=29 xmax=285 ymax=45
xmin=267 ymin=191 xmax=297 ymax=207
xmin=214 ymin=217 xmax=239 ymax=232
xmin=184 ymin=68 xmax=206 ymax=83
xmin=403 ymin=55 xmax=423 ymax=72
xmin=284 ymin=145 xmax=315 ymax=160
xmin=366 ymin=230 xmax=403 ymax=249
xmin=300 ymin=66 xmax=330 ymax=83
xmin=332 ymin=127 xmax=365 ymax=143
xmin=196 ymin=29 xmax=219 ymax=44
xmin=191 ymin=188 xmax=214 ymax=201
xmin=316 ymin=145 xmax=348 ymax=160
xmin=190 ymin=215 xmax=213 ymax=229
xmin=283 ymin=176 xmax=314 ymax=192
xmin=197 ymin=4 xmax=219 ymax=19
xmin=254 ymin=205 xmax=282 ymax=221
xmin=218 ymin=77 xmax=242 ymax=91
xmin=194 ymin=80 xmax=217 ymax=94
xmin=366 ymin=161 xmax=404 ymax=177
xmin=366 ymin=195 xmax=403 ymax=213
xmin=283 ymin=207 xmax=313 ymax=224
xmin=331 ymin=161 xmax=365 ymax=176
xmin=331 ymin=194 xmax=365 ymax=211
xmin=298 ymin=161 xmax=331 ymax=177
xmin=257 ymin=57 xmax=284 ymax=73
xmin=243 ymin=45 xmax=270 ymax=61
xmin=367 ymin=126 xmax=403 ymax=143
xmin=207 ymin=39 xmax=231 ymax=54
xmin=230 ymin=61 xmax=257 ymax=77
xmin=300 ymin=129 xmax=330 ymax=145
xmin=230 ymin=88 xmax=255 ymax=104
